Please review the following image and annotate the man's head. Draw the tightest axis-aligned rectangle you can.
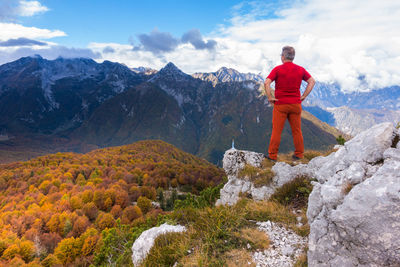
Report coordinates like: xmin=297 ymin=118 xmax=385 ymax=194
xmin=281 ymin=46 xmax=295 ymax=62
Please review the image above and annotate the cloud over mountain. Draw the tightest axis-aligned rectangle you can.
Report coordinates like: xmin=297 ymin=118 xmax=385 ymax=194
xmin=181 ymin=29 xmax=217 ymax=50
xmin=93 ymin=0 xmax=400 ymax=92
xmin=131 ymin=28 xmax=217 ymax=54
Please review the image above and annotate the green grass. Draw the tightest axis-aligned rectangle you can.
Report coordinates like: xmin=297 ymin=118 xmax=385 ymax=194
xmin=270 ymin=175 xmax=314 ymax=209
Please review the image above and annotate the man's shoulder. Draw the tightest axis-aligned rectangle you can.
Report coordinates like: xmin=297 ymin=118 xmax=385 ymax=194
xmin=291 ymin=63 xmax=305 ymax=69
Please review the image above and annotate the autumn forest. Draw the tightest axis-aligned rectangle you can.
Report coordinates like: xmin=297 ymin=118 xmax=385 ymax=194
xmin=0 ymin=140 xmax=225 ymax=266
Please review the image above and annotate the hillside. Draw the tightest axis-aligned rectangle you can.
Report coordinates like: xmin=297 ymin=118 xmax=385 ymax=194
xmin=0 ymin=140 xmax=225 ymax=266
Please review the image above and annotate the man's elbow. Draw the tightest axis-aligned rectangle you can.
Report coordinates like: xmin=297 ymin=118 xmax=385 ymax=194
xmin=308 ymin=77 xmax=316 ymax=85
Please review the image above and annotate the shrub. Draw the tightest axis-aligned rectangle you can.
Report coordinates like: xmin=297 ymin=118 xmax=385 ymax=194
xmin=174 ymin=184 xmax=223 ymax=210
xmin=336 ymin=135 xmax=346 ymax=145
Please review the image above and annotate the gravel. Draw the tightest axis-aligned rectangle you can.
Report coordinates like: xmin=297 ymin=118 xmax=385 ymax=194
xmin=252 ymin=221 xmax=307 ymax=267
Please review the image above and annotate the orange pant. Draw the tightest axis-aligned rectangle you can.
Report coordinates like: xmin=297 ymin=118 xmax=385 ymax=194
xmin=268 ymin=104 xmax=304 ymax=160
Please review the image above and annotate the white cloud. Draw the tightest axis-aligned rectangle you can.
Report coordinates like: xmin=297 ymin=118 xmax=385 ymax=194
xmin=0 ymin=44 xmax=100 ymax=65
xmin=0 ymin=23 xmax=66 ymax=41
xmin=17 ymin=0 xmax=49 ymax=16
xmin=90 ymin=0 xmax=400 ymax=92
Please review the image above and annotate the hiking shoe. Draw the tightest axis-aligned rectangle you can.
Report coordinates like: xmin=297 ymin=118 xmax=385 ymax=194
xmin=292 ymin=155 xmax=302 ymax=160
xmin=264 ymin=154 xmax=277 ymax=162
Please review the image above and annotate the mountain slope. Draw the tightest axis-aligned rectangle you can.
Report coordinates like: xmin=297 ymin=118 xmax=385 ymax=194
xmin=0 ymin=55 xmax=144 ymax=135
xmin=73 ymin=63 xmax=337 ymax=164
xmin=0 ymin=140 xmax=225 ymax=266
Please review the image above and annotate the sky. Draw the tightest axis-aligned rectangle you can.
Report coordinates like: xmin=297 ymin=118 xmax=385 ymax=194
xmin=0 ymin=0 xmax=399 ymax=92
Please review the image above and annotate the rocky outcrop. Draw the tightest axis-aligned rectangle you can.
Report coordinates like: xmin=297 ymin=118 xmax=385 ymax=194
xmin=216 ymin=148 xmax=267 ymax=206
xmin=217 ymin=122 xmax=400 ymax=266
xmin=216 ymin=148 xmax=310 ymax=206
xmin=131 ymin=223 xmax=186 ymax=266
xmin=306 ymin=122 xmax=400 ymax=266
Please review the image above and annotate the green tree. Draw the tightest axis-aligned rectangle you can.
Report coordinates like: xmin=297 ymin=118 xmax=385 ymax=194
xmin=137 ymin=196 xmax=152 ymax=214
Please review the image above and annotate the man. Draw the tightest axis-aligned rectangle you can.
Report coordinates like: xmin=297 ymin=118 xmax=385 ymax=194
xmin=264 ymin=46 xmax=315 ymax=161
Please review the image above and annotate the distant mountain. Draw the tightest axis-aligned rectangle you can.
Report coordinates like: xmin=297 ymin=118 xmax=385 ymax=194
xmin=0 ymin=58 xmax=337 ymax=164
xmin=0 ymin=55 xmax=143 ymax=135
xmin=304 ymin=82 xmax=400 ymax=110
xmin=326 ymin=106 xmax=400 ymax=136
xmin=131 ymin=66 xmax=158 ymax=75
xmin=192 ymin=67 xmax=264 ymax=86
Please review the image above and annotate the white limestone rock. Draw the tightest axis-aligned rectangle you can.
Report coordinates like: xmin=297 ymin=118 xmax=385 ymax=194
xmin=307 ymin=122 xmax=400 ymax=267
xmin=216 ymin=149 xmax=310 ymax=206
xmin=131 ymin=223 xmax=186 ymax=266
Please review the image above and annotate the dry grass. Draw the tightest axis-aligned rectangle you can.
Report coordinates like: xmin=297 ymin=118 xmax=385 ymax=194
xmin=238 ymin=164 xmax=275 ymax=188
xmin=294 ymin=252 xmax=308 ymax=267
xmin=141 ymin=231 xmax=191 ymax=267
xmin=276 ymin=149 xmax=335 ymax=166
xmin=235 ymin=227 xmax=270 ymax=250
xmin=239 ymin=199 xmax=297 ymax=226
xmin=224 ymin=249 xmax=256 ymax=267
xmin=342 ymin=182 xmax=353 ymax=195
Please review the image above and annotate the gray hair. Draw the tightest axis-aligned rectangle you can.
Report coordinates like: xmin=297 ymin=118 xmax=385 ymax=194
xmin=281 ymin=46 xmax=295 ymax=61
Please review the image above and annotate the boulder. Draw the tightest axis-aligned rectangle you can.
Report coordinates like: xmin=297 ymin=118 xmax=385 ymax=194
xmin=307 ymin=122 xmax=400 ymax=266
xmin=216 ymin=148 xmax=310 ymax=206
xmin=131 ymin=223 xmax=186 ymax=266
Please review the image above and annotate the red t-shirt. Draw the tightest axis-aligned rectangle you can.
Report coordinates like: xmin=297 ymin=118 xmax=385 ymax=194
xmin=267 ymin=62 xmax=311 ymax=105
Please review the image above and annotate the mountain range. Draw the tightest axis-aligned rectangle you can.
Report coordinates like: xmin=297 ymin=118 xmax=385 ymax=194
xmin=0 ymin=56 xmax=338 ymax=164
xmin=301 ymin=83 xmax=400 ymax=134
xmin=192 ymin=67 xmax=400 ymax=136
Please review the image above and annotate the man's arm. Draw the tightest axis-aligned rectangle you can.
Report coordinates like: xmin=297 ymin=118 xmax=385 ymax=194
xmin=300 ymin=77 xmax=315 ymax=101
xmin=264 ymin=78 xmax=278 ymax=104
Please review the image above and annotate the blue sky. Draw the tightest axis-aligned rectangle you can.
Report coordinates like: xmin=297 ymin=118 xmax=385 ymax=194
xmin=18 ymin=0 xmax=244 ymax=47
xmin=0 ymin=0 xmax=400 ymax=91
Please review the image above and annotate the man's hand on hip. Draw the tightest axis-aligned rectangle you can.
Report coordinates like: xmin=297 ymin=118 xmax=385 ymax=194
xmin=268 ymin=97 xmax=278 ymax=104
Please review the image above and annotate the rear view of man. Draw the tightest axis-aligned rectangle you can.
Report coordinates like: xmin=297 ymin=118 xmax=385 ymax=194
xmin=264 ymin=46 xmax=315 ymax=161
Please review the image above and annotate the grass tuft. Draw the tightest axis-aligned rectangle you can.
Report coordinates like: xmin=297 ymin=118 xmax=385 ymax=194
xmin=270 ymin=175 xmax=314 ymax=209
xmin=224 ymin=249 xmax=256 ymax=267
xmin=238 ymin=164 xmax=275 ymax=188
xmin=294 ymin=252 xmax=308 ymax=267
xmin=238 ymin=198 xmax=297 ymax=225
xmin=141 ymin=231 xmax=190 ymax=266
xmin=235 ymin=227 xmax=270 ymax=250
